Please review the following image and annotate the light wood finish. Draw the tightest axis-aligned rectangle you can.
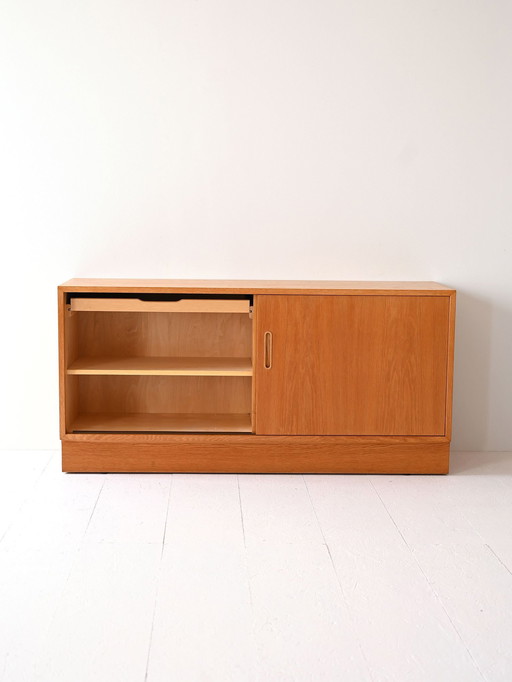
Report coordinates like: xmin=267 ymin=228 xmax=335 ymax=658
xmin=251 ymin=302 xmax=258 ymax=432
xmin=68 ymin=356 xmax=252 ymax=376
xmin=444 ymin=292 xmax=457 ymax=440
xmin=77 ymin=375 xmax=251 ymax=415
xmin=62 ymin=440 xmax=449 ymax=473
xmin=59 ymin=279 xmax=455 ymax=473
xmin=76 ymin=312 xmax=252 ymax=359
xmin=70 ymin=297 xmax=250 ymax=313
xmin=254 ymin=295 xmax=450 ymax=436
xmin=60 ymin=293 xmax=79 ymax=436
xmin=58 ymin=290 xmax=67 ymax=438
xmin=60 ymin=279 xmax=455 ymax=296
xmin=64 ymin=433 xmax=448 ymax=444
xmin=68 ymin=308 xmax=252 ymax=428
xmin=72 ymin=413 xmax=252 ymax=433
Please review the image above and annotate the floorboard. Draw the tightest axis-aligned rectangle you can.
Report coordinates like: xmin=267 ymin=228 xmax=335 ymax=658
xmin=146 ymin=474 xmax=256 ymax=681
xmin=305 ymin=474 xmax=483 ymax=681
xmin=239 ymin=474 xmax=372 ymax=681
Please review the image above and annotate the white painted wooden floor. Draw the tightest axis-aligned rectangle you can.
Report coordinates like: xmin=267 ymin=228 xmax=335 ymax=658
xmin=1 ymin=452 xmax=512 ymax=682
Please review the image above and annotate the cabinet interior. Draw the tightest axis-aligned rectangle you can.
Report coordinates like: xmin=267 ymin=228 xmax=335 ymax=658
xmin=65 ymin=304 xmax=253 ymax=433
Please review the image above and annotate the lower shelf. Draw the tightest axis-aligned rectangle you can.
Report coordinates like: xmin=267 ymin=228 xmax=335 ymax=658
xmin=71 ymin=413 xmax=252 ymax=433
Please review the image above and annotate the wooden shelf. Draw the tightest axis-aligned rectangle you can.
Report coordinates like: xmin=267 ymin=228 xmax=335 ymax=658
xmin=71 ymin=413 xmax=252 ymax=433
xmin=67 ymin=356 xmax=252 ymax=376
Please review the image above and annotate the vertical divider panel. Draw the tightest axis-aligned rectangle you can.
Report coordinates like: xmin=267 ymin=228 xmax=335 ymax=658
xmin=251 ymin=297 xmax=258 ymax=433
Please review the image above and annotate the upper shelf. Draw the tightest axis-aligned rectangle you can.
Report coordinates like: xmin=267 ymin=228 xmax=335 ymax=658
xmin=67 ymin=356 xmax=253 ymax=376
xmin=69 ymin=297 xmax=250 ymax=313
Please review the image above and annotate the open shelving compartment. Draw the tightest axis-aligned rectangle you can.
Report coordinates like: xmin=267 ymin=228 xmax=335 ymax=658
xmin=63 ymin=293 xmax=254 ymax=434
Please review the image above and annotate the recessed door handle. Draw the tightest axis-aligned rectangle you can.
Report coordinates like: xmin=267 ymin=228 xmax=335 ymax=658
xmin=264 ymin=331 xmax=272 ymax=369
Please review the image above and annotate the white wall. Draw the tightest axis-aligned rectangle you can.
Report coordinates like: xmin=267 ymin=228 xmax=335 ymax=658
xmin=1 ymin=0 xmax=511 ymax=450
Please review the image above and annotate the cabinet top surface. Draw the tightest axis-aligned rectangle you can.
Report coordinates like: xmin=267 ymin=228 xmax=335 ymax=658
xmin=59 ymin=279 xmax=455 ymax=295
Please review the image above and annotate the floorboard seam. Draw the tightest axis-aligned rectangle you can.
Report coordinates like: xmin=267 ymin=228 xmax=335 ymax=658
xmin=302 ymin=475 xmax=375 ymax=682
xmin=237 ymin=475 xmax=258 ymax=679
xmin=143 ymin=574 xmax=160 ymax=682
xmin=31 ymin=470 xmax=106 ymax=678
xmin=485 ymin=543 xmax=512 ymax=578
xmin=0 ymin=451 xmax=54 ymax=546
xmin=160 ymin=475 xmax=173 ymax=559
xmin=82 ymin=477 xmax=106 ymax=540
xmin=369 ymin=479 xmax=488 ymax=682
xmin=40 ymin=461 xmax=106 ymax=631
xmin=144 ymin=475 xmax=173 ymax=681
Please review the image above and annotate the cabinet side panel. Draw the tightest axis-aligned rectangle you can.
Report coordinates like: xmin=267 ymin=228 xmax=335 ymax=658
xmin=445 ymin=292 xmax=456 ymax=440
xmin=59 ymin=291 xmax=79 ymax=436
xmin=254 ymin=295 xmax=450 ymax=436
xmin=58 ymin=290 xmax=66 ymax=438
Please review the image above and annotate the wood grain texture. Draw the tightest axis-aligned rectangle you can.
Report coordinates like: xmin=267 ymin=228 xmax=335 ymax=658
xmin=70 ymin=297 xmax=250 ymax=313
xmin=251 ymin=300 xmax=258 ymax=432
xmin=60 ymin=279 xmax=455 ymax=296
xmin=62 ymin=440 xmax=449 ymax=473
xmin=64 ymin=310 xmax=253 ymax=429
xmin=63 ymin=433 xmax=449 ymax=444
xmin=67 ymin=356 xmax=252 ymax=376
xmin=77 ymin=375 xmax=252 ymax=415
xmin=254 ymin=295 xmax=450 ymax=436
xmin=444 ymin=292 xmax=456 ymax=440
xmin=58 ymin=290 xmax=66 ymax=438
xmin=58 ymin=280 xmax=455 ymax=474
xmin=76 ymin=312 xmax=252 ymax=359
xmin=61 ymin=301 xmax=79 ymax=435
xmin=72 ymin=413 xmax=252 ymax=433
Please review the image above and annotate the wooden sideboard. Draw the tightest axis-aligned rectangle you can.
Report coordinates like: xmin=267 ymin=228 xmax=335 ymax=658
xmin=58 ymin=279 xmax=455 ymax=473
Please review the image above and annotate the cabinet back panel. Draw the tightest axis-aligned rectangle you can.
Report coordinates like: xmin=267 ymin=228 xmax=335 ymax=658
xmin=77 ymin=375 xmax=251 ymax=414
xmin=254 ymin=295 xmax=450 ymax=436
xmin=76 ymin=312 xmax=252 ymax=358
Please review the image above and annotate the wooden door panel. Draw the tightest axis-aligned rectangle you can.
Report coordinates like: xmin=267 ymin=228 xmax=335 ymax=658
xmin=254 ymin=295 xmax=450 ymax=435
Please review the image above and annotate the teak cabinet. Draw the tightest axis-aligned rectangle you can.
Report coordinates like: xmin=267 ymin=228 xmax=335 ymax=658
xmin=58 ymin=279 xmax=456 ymax=474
